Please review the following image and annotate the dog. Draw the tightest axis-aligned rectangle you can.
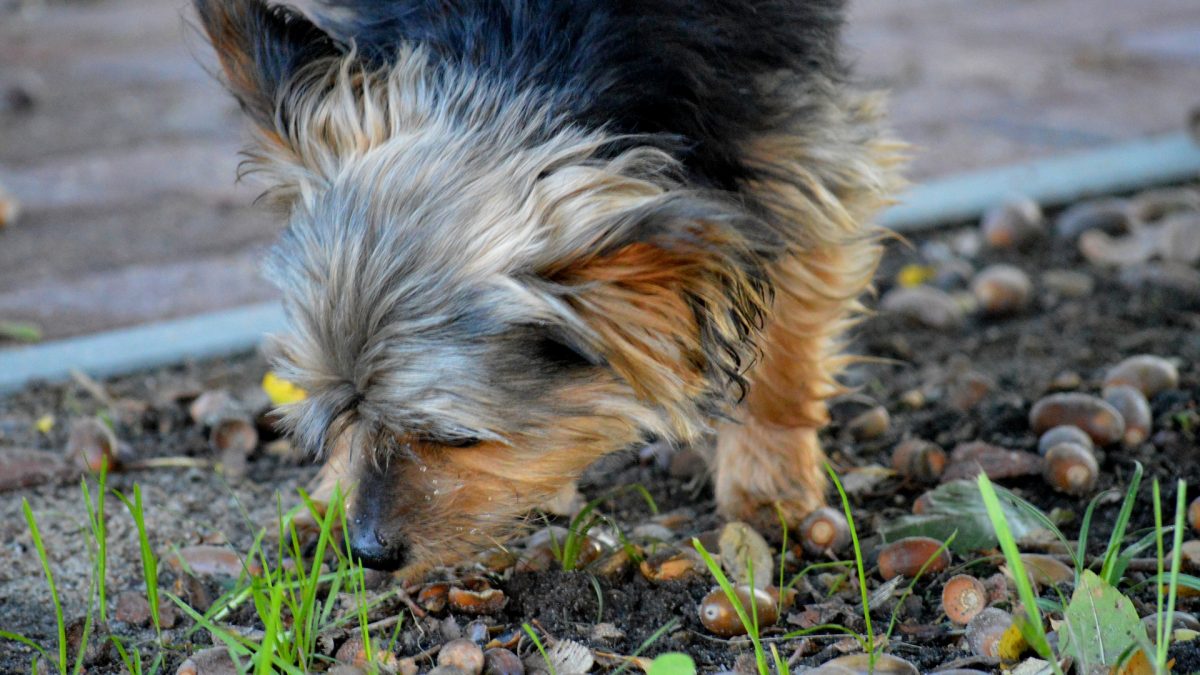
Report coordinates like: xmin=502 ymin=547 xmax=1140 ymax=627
xmin=194 ymin=0 xmax=902 ymax=571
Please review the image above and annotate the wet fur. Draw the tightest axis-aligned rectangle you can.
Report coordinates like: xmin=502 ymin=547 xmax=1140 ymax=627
xmin=194 ymin=0 xmax=903 ymax=569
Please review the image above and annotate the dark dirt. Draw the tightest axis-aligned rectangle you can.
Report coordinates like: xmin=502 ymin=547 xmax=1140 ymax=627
xmin=2 ymin=188 xmax=1199 ymax=673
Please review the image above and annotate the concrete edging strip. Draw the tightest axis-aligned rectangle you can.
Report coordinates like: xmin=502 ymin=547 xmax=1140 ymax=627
xmin=0 ymin=303 xmax=286 ymax=394
xmin=2 ymin=133 xmax=1198 ymax=394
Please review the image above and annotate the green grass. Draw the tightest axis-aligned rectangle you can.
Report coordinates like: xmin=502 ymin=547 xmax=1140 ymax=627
xmin=692 ymin=536 xmax=768 ymax=675
xmin=522 ymin=622 xmax=557 ymax=675
xmin=549 ymin=483 xmax=658 ymax=572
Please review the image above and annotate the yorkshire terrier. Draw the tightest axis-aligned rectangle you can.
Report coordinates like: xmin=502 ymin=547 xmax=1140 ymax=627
xmin=195 ymin=0 xmax=902 ymax=571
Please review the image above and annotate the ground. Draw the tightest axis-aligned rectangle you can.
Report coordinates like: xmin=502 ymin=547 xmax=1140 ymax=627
xmin=2 ymin=186 xmax=1199 ymax=672
xmin=1 ymin=0 xmax=1199 ymax=339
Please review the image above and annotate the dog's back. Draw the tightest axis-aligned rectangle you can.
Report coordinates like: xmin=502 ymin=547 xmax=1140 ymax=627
xmin=319 ymin=0 xmax=846 ymax=190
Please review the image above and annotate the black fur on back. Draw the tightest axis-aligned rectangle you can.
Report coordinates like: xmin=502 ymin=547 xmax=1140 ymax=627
xmin=314 ymin=0 xmax=847 ymax=190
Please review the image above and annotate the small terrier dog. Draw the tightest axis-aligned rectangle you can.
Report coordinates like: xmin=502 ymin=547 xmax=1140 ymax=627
xmin=196 ymin=0 xmax=902 ymax=570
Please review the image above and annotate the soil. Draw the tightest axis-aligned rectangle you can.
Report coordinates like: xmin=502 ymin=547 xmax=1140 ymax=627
xmin=2 ymin=187 xmax=1199 ymax=673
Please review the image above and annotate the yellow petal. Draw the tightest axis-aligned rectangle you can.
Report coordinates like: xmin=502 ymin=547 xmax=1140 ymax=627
xmin=263 ymin=372 xmax=307 ymax=405
xmin=896 ymin=264 xmax=935 ymax=288
xmin=34 ymin=414 xmax=55 ymax=434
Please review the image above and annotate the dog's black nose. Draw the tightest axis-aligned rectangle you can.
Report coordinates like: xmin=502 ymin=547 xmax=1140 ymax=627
xmin=347 ymin=516 xmax=409 ymax=570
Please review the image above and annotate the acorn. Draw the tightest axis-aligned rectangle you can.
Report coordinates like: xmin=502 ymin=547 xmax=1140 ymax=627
xmin=912 ymin=491 xmax=934 ymax=515
xmin=438 ymin=639 xmax=484 ymax=675
xmin=1019 ymin=554 xmax=1074 ymax=586
xmin=846 ymin=406 xmax=890 ymax=441
xmin=1189 ymin=497 xmax=1200 ymax=535
xmin=965 ymin=607 xmax=1013 ymax=658
xmin=1036 ymin=425 xmax=1093 ymax=456
xmin=698 ymin=586 xmax=777 ymax=637
xmin=188 ymin=389 xmax=236 ymax=426
xmin=1029 ymin=393 xmax=1124 ymax=446
xmin=67 ymin=417 xmax=120 ymax=473
xmin=1103 ymin=354 xmax=1179 ymax=397
xmin=482 ymin=648 xmax=524 ymax=675
xmin=809 ymin=653 xmax=919 ymax=674
xmin=877 ymin=537 xmax=950 ymax=580
xmin=942 ymin=574 xmax=988 ymax=625
xmin=971 ymin=264 xmax=1033 ymax=316
xmin=891 ymin=439 xmax=946 ymax=482
xmin=1102 ymin=385 xmax=1152 ymax=446
xmin=880 ymin=286 xmax=964 ymax=330
xmin=1043 ymin=442 xmax=1099 ymax=495
xmin=800 ymin=507 xmax=851 ymax=555
xmin=639 ymin=548 xmax=706 ymax=582
xmin=981 ymin=198 xmax=1044 ymax=250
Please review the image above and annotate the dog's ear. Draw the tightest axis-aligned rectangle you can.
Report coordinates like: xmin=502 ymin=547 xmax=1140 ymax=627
xmin=193 ymin=0 xmax=343 ymax=151
xmin=548 ymin=195 xmax=773 ymax=423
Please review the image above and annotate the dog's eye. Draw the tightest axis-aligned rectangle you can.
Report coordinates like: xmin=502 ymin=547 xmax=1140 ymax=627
xmin=441 ymin=436 xmax=482 ymax=448
xmin=531 ymin=333 xmax=597 ymax=370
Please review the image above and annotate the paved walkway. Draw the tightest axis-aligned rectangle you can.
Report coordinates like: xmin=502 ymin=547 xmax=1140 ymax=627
xmin=1 ymin=0 xmax=1197 ymax=340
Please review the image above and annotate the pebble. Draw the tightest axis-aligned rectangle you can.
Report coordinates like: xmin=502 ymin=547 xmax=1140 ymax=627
xmin=981 ymin=198 xmax=1044 ymax=250
xmin=1028 ymin=392 xmax=1125 ymax=446
xmin=880 ymin=286 xmax=964 ymax=329
xmin=971 ymin=264 xmax=1032 ymax=315
xmin=1054 ymin=198 xmax=1130 ymax=240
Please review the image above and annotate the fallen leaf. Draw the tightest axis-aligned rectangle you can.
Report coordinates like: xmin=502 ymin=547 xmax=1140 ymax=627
xmin=1059 ymin=570 xmax=1145 ymax=672
xmin=880 ymin=480 xmax=1051 ymax=554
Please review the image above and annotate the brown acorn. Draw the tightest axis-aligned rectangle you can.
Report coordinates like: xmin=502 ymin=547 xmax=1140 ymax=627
xmin=448 ymin=587 xmax=506 ymax=615
xmin=1043 ymin=442 xmax=1098 ymax=495
xmin=1036 ymin=425 xmax=1093 ymax=456
xmin=981 ymin=198 xmax=1044 ymax=250
xmin=1029 ymin=393 xmax=1124 ymax=446
xmin=971 ymin=264 xmax=1033 ymax=316
xmin=1102 ymin=385 xmax=1152 ymax=446
xmin=877 ymin=537 xmax=950 ymax=580
xmin=67 ymin=417 xmax=120 ymax=473
xmin=1189 ymin=497 xmax=1200 ymax=535
xmin=800 ymin=507 xmax=850 ymax=555
xmin=965 ymin=608 xmax=1013 ymax=658
xmin=698 ymin=586 xmax=777 ymax=637
xmin=891 ymin=439 xmax=946 ymax=482
xmin=942 ymin=574 xmax=988 ymax=625
xmin=1103 ymin=354 xmax=1179 ymax=397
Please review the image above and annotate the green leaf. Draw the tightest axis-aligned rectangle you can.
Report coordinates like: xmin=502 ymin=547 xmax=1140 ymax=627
xmin=0 ymin=320 xmax=42 ymax=343
xmin=1059 ymin=570 xmax=1145 ymax=671
xmin=880 ymin=480 xmax=1050 ymax=553
xmin=647 ymin=653 xmax=696 ymax=675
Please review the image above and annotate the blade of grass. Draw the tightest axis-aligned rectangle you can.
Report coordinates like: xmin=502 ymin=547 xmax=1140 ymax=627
xmin=1100 ymin=462 xmax=1143 ymax=585
xmin=826 ymin=463 xmax=876 ymax=664
xmin=23 ymin=498 xmax=67 ymax=674
xmin=522 ymin=623 xmax=557 ymax=675
xmin=692 ymin=537 xmax=767 ymax=674
xmin=977 ymin=475 xmax=1063 ymax=675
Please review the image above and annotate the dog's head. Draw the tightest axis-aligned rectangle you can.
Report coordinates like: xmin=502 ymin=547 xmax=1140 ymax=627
xmin=196 ymin=0 xmax=773 ymax=569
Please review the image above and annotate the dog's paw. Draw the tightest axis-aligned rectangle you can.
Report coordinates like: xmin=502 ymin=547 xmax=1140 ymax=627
xmin=713 ymin=423 xmax=827 ymax=534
